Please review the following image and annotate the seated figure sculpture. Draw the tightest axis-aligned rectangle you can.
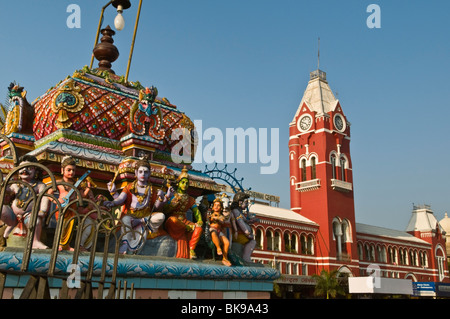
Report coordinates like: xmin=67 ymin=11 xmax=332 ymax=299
xmin=49 ymin=156 xmax=97 ymax=251
xmin=0 ymin=155 xmax=49 ymax=249
xmin=103 ymin=157 xmax=167 ymax=254
xmin=163 ymin=167 xmax=203 ymax=259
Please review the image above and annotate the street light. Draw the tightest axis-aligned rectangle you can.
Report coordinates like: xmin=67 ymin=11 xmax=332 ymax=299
xmin=112 ymin=0 xmax=131 ymax=30
xmin=114 ymin=5 xmax=125 ymax=31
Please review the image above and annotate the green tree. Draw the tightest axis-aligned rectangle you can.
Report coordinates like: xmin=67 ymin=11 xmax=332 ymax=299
xmin=312 ymin=269 xmax=345 ymax=299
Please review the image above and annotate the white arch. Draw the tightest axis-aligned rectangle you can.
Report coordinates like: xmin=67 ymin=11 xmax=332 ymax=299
xmin=337 ymin=266 xmax=354 ymax=277
xmin=435 ymin=244 xmax=446 ymax=257
xmin=339 ymin=153 xmax=350 ymax=169
xmin=329 ymin=150 xmax=338 ymax=163
xmin=298 ymin=155 xmax=308 ymax=168
xmin=405 ymin=273 xmax=418 ymax=282
xmin=307 ymin=152 xmax=319 ymax=166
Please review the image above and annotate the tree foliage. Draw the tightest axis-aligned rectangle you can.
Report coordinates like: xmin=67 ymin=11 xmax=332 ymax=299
xmin=312 ymin=269 xmax=346 ymax=299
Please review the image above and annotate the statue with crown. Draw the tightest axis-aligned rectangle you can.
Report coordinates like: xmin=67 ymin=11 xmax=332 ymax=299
xmin=102 ymin=162 xmax=205 ymax=259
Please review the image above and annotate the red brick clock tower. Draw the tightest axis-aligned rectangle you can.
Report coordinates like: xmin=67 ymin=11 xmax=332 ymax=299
xmin=289 ymin=69 xmax=358 ymax=272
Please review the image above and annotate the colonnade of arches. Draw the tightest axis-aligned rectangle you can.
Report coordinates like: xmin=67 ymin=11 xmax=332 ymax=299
xmin=293 ymin=151 xmax=349 ymax=183
xmin=357 ymin=242 xmax=430 ymax=267
xmin=253 ymin=226 xmax=315 ymax=255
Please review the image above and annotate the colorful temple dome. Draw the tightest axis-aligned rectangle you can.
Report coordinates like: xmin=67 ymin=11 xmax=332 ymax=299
xmin=0 ymin=67 xmax=218 ymax=196
xmin=0 ymin=24 xmax=219 ymax=196
xmin=33 ymin=67 xmax=193 ymax=154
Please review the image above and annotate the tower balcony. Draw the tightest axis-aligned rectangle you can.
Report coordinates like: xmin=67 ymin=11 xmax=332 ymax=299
xmin=331 ymin=179 xmax=353 ymax=192
xmin=296 ymin=179 xmax=321 ymax=192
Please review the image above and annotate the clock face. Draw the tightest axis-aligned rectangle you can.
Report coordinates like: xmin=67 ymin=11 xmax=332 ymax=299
xmin=298 ymin=115 xmax=312 ymax=132
xmin=334 ymin=114 xmax=345 ymax=131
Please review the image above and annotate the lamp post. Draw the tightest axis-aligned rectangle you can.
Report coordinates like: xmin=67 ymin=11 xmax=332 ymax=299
xmin=125 ymin=0 xmax=143 ymax=83
xmin=89 ymin=0 xmax=136 ymax=75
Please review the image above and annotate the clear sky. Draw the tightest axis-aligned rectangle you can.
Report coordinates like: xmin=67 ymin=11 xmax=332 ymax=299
xmin=1 ymin=0 xmax=449 ymax=231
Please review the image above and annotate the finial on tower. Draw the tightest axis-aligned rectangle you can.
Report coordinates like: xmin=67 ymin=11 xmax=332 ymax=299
xmin=93 ymin=25 xmax=120 ymax=74
xmin=317 ymin=37 xmax=320 ymax=70
xmin=310 ymin=37 xmax=327 ymax=81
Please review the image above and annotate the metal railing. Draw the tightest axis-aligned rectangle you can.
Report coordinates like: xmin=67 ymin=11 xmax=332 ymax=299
xmin=0 ymin=134 xmax=143 ymax=299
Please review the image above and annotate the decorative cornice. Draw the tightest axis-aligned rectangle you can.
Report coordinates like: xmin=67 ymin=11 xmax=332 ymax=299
xmin=34 ymin=129 xmax=121 ymax=151
xmin=29 ymin=141 xmax=123 ymax=165
xmin=256 ymin=219 xmax=318 ymax=233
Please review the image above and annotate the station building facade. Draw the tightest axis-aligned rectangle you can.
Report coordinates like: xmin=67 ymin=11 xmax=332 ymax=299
xmin=245 ymin=68 xmax=449 ymax=297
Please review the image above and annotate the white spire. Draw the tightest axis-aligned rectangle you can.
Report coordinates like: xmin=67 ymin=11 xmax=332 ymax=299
xmin=290 ymin=41 xmax=339 ymax=125
xmin=291 ymin=69 xmax=338 ymax=125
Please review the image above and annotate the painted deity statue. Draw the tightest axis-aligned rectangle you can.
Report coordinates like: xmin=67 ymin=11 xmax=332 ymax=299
xmin=49 ymin=156 xmax=96 ymax=251
xmin=230 ymin=192 xmax=256 ymax=263
xmin=163 ymin=167 xmax=203 ymax=259
xmin=219 ymin=193 xmax=236 ymax=247
xmin=103 ymin=157 xmax=167 ymax=254
xmin=1 ymin=82 xmax=34 ymax=135
xmin=0 ymin=155 xmax=49 ymax=249
xmin=208 ymin=198 xmax=231 ymax=266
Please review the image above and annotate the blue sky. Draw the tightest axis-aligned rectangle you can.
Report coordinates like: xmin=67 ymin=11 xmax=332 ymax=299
xmin=1 ymin=1 xmax=449 ymax=231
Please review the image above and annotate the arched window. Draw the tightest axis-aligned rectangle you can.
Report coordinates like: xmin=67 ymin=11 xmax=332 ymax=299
xmin=291 ymin=233 xmax=298 ymax=253
xmin=357 ymin=243 xmax=363 ymax=260
xmin=389 ymin=247 xmax=398 ymax=265
xmin=331 ymin=154 xmax=337 ymax=179
xmin=409 ymin=250 xmax=418 ymax=266
xmin=284 ymin=233 xmax=292 ymax=253
xmin=274 ymin=231 xmax=281 ymax=251
xmin=364 ymin=244 xmax=375 ymax=261
xmin=436 ymin=246 xmax=446 ymax=281
xmin=399 ymin=248 xmax=408 ymax=265
xmin=300 ymin=234 xmax=307 ymax=254
xmin=311 ymin=157 xmax=316 ymax=179
xmin=377 ymin=245 xmax=387 ymax=263
xmin=301 ymin=159 xmax=307 ymax=181
xmin=370 ymin=245 xmax=376 ymax=262
xmin=307 ymin=235 xmax=314 ymax=255
xmin=399 ymin=248 xmax=404 ymax=265
xmin=255 ymin=228 xmax=264 ymax=250
xmin=420 ymin=251 xmax=428 ymax=268
xmin=340 ymin=156 xmax=346 ymax=181
xmin=300 ymin=234 xmax=314 ymax=255
xmin=266 ymin=230 xmax=273 ymax=251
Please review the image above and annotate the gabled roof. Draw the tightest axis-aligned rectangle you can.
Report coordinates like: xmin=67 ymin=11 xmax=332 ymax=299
xmin=356 ymin=223 xmax=429 ymax=246
xmin=249 ymin=203 xmax=318 ymax=226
